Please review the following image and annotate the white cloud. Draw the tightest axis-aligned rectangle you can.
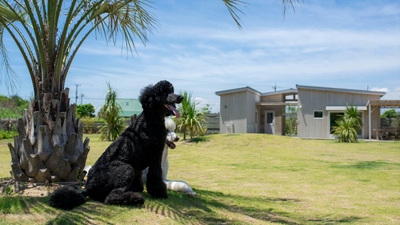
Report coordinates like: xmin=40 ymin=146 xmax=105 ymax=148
xmin=380 ymin=87 xmax=400 ymax=100
xmin=371 ymin=87 xmax=389 ymax=92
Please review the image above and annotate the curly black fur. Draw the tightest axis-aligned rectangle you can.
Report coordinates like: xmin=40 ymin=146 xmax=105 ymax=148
xmin=49 ymin=80 xmax=183 ymax=210
xmin=49 ymin=187 xmax=86 ymax=210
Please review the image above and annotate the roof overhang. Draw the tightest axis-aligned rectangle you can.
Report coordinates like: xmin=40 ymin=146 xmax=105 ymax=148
xmin=257 ymin=102 xmax=297 ymax=106
xmin=326 ymin=106 xmax=367 ymax=111
xmin=261 ymin=88 xmax=298 ymax=96
xmin=366 ymin=100 xmax=400 ymax=108
xmin=296 ymin=84 xmax=386 ymax=97
xmin=215 ymin=86 xmax=261 ymax=96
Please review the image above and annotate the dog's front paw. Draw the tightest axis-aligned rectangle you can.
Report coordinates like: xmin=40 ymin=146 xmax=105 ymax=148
xmin=149 ymin=190 xmax=168 ymax=199
xmin=146 ymin=182 xmax=168 ymax=199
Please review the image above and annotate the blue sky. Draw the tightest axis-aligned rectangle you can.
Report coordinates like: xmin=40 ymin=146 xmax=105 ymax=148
xmin=1 ymin=0 xmax=399 ymax=113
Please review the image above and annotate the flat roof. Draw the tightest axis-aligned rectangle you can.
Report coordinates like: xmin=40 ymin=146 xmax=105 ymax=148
xmin=296 ymin=84 xmax=386 ymax=97
xmin=216 ymin=85 xmax=388 ymax=98
xmin=261 ymin=88 xmax=297 ymax=96
xmin=215 ymin=86 xmax=261 ymax=96
xmin=326 ymin=106 xmax=368 ymax=111
xmin=257 ymin=102 xmax=298 ymax=106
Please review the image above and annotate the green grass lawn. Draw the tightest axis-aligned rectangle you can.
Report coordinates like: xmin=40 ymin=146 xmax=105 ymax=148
xmin=0 ymin=134 xmax=399 ymax=224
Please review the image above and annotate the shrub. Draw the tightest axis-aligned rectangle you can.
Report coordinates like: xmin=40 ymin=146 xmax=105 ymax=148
xmin=0 ymin=130 xmax=17 ymax=140
xmin=332 ymin=105 xmax=362 ymax=143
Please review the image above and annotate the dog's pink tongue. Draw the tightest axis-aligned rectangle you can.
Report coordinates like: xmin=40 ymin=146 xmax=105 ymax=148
xmin=166 ymin=105 xmax=180 ymax=118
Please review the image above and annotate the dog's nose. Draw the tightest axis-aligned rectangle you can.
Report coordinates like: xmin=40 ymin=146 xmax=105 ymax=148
xmin=175 ymin=136 xmax=180 ymax=141
xmin=177 ymin=95 xmax=183 ymax=103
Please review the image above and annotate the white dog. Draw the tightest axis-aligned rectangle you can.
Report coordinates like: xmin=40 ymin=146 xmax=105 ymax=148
xmin=142 ymin=117 xmax=195 ymax=196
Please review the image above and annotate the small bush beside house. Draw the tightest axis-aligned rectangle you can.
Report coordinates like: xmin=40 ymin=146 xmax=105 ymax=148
xmin=332 ymin=105 xmax=362 ymax=143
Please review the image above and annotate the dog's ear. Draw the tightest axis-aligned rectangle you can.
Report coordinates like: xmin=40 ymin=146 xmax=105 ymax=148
xmin=139 ymin=85 xmax=154 ymax=109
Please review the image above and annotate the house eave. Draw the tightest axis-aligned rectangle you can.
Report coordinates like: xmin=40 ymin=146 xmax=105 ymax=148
xmin=215 ymin=86 xmax=261 ymax=96
xmin=257 ymin=102 xmax=297 ymax=106
xmin=296 ymin=84 xmax=386 ymax=97
xmin=326 ymin=106 xmax=368 ymax=111
xmin=261 ymin=88 xmax=298 ymax=96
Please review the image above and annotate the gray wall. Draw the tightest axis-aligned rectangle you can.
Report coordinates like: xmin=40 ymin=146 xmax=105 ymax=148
xmin=297 ymin=88 xmax=381 ymax=139
xmin=219 ymin=91 xmax=259 ymax=133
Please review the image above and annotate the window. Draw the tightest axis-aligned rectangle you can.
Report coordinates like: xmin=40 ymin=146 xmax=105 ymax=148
xmin=266 ymin=112 xmax=274 ymax=123
xmin=330 ymin=112 xmax=344 ymax=134
xmin=314 ymin=110 xmax=324 ymax=119
xmin=330 ymin=112 xmax=362 ymax=135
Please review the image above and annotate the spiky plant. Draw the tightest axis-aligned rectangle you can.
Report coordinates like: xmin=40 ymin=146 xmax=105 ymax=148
xmin=98 ymin=82 xmax=125 ymax=141
xmin=176 ymin=91 xmax=207 ymax=141
xmin=332 ymin=105 xmax=362 ymax=143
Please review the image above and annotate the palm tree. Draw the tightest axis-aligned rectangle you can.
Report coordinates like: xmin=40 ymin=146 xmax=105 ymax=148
xmin=98 ymin=82 xmax=125 ymax=141
xmin=176 ymin=91 xmax=207 ymax=141
xmin=1 ymin=0 xmax=155 ymax=183
xmin=0 ymin=0 xmax=299 ymax=183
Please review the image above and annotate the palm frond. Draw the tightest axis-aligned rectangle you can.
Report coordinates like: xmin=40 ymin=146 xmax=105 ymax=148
xmin=222 ymin=0 xmax=246 ymax=29
xmin=0 ymin=27 xmax=20 ymax=92
xmin=282 ymin=0 xmax=302 ymax=15
xmin=0 ymin=1 xmax=25 ymax=92
xmin=92 ymin=0 xmax=157 ymax=54
xmin=177 ymin=90 xmax=209 ymax=140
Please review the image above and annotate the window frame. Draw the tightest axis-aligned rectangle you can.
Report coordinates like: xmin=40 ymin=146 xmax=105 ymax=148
xmin=313 ymin=110 xmax=324 ymax=119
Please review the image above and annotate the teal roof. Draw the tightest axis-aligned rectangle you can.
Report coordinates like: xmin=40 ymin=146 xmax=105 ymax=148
xmin=116 ymin=99 xmax=142 ymax=117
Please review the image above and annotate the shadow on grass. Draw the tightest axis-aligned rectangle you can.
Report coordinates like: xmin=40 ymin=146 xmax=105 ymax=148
xmin=0 ymin=196 xmax=140 ymax=225
xmin=0 ymin=189 xmax=364 ymax=225
xmin=331 ymin=161 xmax=400 ymax=170
xmin=145 ymin=189 xmax=363 ymax=225
xmin=182 ymin=136 xmax=210 ymax=144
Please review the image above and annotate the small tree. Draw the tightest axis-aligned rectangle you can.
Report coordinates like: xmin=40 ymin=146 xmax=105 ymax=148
xmin=98 ymin=82 xmax=124 ymax=141
xmin=381 ymin=109 xmax=400 ymax=127
xmin=332 ymin=105 xmax=362 ymax=143
xmin=76 ymin=104 xmax=95 ymax=118
xmin=381 ymin=109 xmax=398 ymax=119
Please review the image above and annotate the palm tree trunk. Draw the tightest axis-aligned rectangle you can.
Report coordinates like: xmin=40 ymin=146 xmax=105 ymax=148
xmin=183 ymin=126 xmax=187 ymax=140
xmin=189 ymin=127 xmax=194 ymax=141
xmin=7 ymin=88 xmax=90 ymax=183
xmin=106 ymin=125 xmax=111 ymax=141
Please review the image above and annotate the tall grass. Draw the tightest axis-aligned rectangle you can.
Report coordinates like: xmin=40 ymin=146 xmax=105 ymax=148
xmin=0 ymin=134 xmax=399 ymax=224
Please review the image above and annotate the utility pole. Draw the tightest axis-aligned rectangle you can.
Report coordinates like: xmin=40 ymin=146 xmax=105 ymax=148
xmin=75 ymin=84 xmax=81 ymax=105
xmin=80 ymin=93 xmax=85 ymax=105
xmin=272 ymin=82 xmax=277 ymax=92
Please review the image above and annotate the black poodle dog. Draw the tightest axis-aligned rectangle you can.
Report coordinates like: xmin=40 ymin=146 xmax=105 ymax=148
xmin=49 ymin=80 xmax=183 ymax=210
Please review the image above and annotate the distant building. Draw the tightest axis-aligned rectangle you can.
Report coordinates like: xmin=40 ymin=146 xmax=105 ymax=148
xmin=215 ymin=87 xmax=297 ymax=135
xmin=116 ymin=98 xmax=142 ymax=117
xmin=216 ymin=85 xmax=400 ymax=139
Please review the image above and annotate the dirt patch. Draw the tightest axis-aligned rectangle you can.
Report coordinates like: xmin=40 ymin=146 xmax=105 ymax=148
xmin=0 ymin=178 xmax=85 ymax=197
